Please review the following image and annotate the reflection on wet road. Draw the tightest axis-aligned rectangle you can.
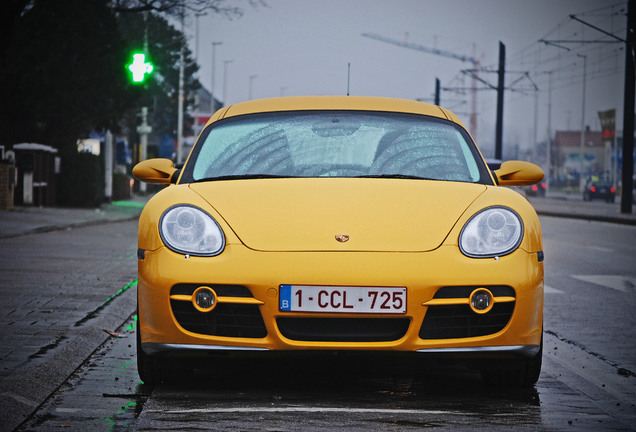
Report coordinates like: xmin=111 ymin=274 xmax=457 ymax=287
xmin=18 ymin=315 xmax=636 ymax=432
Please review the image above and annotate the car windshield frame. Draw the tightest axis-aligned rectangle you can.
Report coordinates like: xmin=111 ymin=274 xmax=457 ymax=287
xmin=179 ymin=110 xmax=493 ymax=185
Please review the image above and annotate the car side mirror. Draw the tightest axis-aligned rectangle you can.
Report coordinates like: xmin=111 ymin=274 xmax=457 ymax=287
xmin=494 ymin=160 xmax=544 ymax=186
xmin=133 ymin=158 xmax=178 ymax=184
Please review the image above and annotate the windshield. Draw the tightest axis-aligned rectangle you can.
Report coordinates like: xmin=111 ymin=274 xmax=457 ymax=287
xmin=182 ymin=111 xmax=490 ymax=184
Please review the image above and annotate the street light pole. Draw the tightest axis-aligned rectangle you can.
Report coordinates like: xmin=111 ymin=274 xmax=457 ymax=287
xmin=195 ymin=13 xmax=201 ymax=62
xmin=577 ymin=54 xmax=587 ymax=191
xmin=223 ymin=59 xmax=233 ymax=106
xmin=541 ymin=41 xmax=588 ymax=192
xmin=138 ymin=107 xmax=152 ymax=193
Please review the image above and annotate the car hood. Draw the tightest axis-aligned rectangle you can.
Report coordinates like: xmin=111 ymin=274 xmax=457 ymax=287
xmin=189 ymin=179 xmax=486 ymax=252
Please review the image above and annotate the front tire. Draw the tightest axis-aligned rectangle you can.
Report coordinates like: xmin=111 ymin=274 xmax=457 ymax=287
xmin=136 ymin=311 xmax=198 ymax=385
xmin=481 ymin=333 xmax=543 ymax=387
xmin=136 ymin=314 xmax=159 ymax=385
xmin=137 ymin=313 xmax=186 ymax=385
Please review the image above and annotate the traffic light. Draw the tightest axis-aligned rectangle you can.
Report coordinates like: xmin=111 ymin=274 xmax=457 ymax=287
xmin=127 ymin=52 xmax=153 ymax=84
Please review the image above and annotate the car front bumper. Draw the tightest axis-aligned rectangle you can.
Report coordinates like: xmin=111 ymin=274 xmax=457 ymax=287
xmin=137 ymin=243 xmax=543 ymax=358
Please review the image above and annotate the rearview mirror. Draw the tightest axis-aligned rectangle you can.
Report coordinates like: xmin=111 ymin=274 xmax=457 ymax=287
xmin=494 ymin=160 xmax=544 ymax=187
xmin=133 ymin=158 xmax=178 ymax=184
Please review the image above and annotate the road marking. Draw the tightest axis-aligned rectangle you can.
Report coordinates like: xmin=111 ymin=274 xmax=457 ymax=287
xmin=585 ymin=245 xmax=614 ymax=253
xmin=148 ymin=407 xmax=466 ymax=416
xmin=56 ymin=408 xmax=81 ymax=413
xmin=544 ymin=285 xmax=564 ymax=294
xmin=571 ymin=275 xmax=636 ymax=293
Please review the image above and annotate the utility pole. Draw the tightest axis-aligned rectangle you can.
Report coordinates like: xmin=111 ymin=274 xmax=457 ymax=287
xmin=211 ymin=41 xmax=222 ymax=111
xmin=495 ymin=42 xmax=505 ymax=160
xmin=561 ymin=5 xmax=634 ymax=212
xmin=546 ymin=71 xmax=553 ymax=194
xmin=578 ymin=54 xmax=587 ymax=192
xmin=434 ymin=78 xmax=440 ymax=106
xmin=622 ymin=0 xmax=635 ymax=214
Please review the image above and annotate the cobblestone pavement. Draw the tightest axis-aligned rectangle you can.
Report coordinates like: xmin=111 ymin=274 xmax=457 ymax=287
xmin=0 ymin=197 xmax=147 ymax=432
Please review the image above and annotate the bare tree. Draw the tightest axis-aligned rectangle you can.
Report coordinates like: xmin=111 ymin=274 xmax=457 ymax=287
xmin=111 ymin=0 xmax=265 ymax=18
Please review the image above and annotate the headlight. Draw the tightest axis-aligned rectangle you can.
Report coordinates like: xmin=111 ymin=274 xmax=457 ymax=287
xmin=159 ymin=205 xmax=225 ymax=256
xmin=459 ymin=206 xmax=523 ymax=258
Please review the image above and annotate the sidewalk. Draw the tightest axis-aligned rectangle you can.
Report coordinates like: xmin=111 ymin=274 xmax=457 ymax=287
xmin=527 ymin=193 xmax=636 ymax=225
xmin=0 ymin=194 xmax=150 ymax=239
xmin=0 ymin=194 xmax=150 ymax=432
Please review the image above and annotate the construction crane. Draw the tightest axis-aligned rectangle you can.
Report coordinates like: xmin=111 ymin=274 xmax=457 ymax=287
xmin=362 ymin=32 xmax=479 ymax=140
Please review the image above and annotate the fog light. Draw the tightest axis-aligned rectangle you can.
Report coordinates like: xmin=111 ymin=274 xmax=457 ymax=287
xmin=192 ymin=286 xmax=217 ymax=312
xmin=469 ymin=288 xmax=493 ymax=314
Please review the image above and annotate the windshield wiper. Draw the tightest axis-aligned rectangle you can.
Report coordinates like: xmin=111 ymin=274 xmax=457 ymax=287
xmin=194 ymin=174 xmax=294 ymax=182
xmin=356 ymin=174 xmax=436 ymax=180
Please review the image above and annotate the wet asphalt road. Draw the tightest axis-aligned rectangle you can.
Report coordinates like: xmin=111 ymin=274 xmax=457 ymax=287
xmin=5 ymin=215 xmax=636 ymax=431
xmin=16 ymin=314 xmax=636 ymax=431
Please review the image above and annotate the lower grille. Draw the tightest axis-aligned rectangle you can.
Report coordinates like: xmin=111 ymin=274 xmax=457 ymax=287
xmin=419 ymin=303 xmax=515 ymax=339
xmin=171 ymin=302 xmax=267 ymax=338
xmin=170 ymin=284 xmax=267 ymax=338
xmin=277 ymin=317 xmax=410 ymax=342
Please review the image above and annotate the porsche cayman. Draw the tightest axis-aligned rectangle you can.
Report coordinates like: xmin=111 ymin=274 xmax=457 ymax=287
xmin=133 ymin=96 xmax=545 ymax=386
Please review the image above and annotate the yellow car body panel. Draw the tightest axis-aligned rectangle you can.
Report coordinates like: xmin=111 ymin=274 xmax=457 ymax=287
xmin=216 ymin=96 xmax=453 ymax=122
xmin=189 ymin=179 xmax=487 ymax=252
xmin=138 ymin=181 xmax=543 ymax=347
xmin=135 ymin=96 xmax=544 ymax=385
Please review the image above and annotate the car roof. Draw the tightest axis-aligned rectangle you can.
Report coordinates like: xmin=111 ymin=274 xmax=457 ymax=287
xmin=209 ymin=96 xmax=467 ymax=129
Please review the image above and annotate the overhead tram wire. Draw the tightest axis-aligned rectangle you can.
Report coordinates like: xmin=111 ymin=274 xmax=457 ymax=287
xmin=491 ymin=2 xmax=625 ymax=98
xmin=506 ymin=1 xmax=625 ymax=72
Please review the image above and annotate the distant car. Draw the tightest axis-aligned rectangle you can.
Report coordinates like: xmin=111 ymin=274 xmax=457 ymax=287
xmin=133 ymin=96 xmax=545 ymax=387
xmin=583 ymin=180 xmax=615 ymax=203
xmin=525 ymin=181 xmax=547 ymax=197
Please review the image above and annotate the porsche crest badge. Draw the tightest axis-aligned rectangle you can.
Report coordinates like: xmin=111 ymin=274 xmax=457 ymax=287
xmin=335 ymin=234 xmax=350 ymax=243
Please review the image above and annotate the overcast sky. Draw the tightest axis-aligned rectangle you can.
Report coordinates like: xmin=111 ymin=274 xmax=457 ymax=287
xmin=185 ymin=0 xmax=625 ymax=157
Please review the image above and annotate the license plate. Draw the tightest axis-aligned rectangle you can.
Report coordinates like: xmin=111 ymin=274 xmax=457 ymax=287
xmin=279 ymin=285 xmax=406 ymax=314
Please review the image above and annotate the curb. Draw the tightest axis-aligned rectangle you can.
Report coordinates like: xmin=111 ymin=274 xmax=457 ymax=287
xmin=0 ymin=214 xmax=142 ymax=239
xmin=1 ymin=282 xmax=138 ymax=432
xmin=535 ymin=210 xmax=636 ymax=226
xmin=0 ymin=198 xmax=148 ymax=240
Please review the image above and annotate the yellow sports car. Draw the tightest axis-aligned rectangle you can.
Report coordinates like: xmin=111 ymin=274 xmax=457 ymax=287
xmin=133 ymin=96 xmax=544 ymax=386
